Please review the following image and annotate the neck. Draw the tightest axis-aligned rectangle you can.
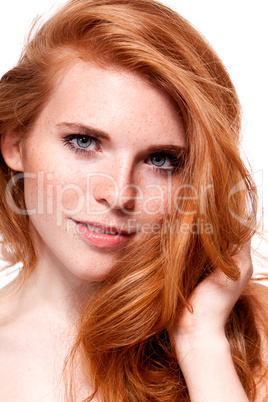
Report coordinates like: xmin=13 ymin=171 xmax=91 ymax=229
xmin=1 ymin=249 xmax=96 ymax=335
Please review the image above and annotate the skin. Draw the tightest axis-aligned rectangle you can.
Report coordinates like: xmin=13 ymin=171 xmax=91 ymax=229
xmin=0 ymin=60 xmax=265 ymax=401
xmin=0 ymin=60 xmax=188 ymax=401
xmin=174 ymin=243 xmax=253 ymax=401
xmin=2 ymin=60 xmax=186 ymax=290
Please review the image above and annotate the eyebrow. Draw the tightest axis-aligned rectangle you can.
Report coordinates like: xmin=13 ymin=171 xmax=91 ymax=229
xmin=145 ymin=145 xmax=187 ymax=155
xmin=56 ymin=122 xmax=110 ymax=141
xmin=56 ymin=122 xmax=188 ymax=155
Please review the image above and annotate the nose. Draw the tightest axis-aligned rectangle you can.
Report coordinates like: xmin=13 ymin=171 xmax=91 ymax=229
xmin=91 ymin=162 xmax=137 ymax=212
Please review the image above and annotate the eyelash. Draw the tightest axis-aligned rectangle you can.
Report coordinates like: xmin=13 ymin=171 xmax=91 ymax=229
xmin=150 ymin=154 xmax=184 ymax=175
xmin=62 ymin=134 xmax=100 ymax=155
xmin=62 ymin=134 xmax=184 ymax=175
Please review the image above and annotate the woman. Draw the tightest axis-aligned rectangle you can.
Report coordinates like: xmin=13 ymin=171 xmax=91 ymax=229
xmin=0 ymin=0 xmax=267 ymax=400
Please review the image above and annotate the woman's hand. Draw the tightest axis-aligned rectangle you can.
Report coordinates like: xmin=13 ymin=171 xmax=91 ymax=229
xmin=174 ymin=242 xmax=253 ymax=344
xmin=173 ymin=242 xmax=253 ymax=402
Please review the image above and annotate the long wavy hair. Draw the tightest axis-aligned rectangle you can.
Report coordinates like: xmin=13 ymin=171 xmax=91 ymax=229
xmin=0 ymin=0 xmax=267 ymax=400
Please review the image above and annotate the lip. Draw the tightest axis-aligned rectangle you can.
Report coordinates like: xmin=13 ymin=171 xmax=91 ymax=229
xmin=74 ymin=220 xmax=131 ymax=235
xmin=72 ymin=220 xmax=134 ymax=248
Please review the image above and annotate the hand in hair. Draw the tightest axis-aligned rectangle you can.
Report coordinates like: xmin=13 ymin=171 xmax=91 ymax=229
xmin=173 ymin=242 xmax=252 ymax=401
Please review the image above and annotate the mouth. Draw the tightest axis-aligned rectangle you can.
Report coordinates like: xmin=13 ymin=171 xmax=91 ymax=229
xmin=72 ymin=219 xmax=134 ymax=248
xmin=73 ymin=220 xmax=131 ymax=235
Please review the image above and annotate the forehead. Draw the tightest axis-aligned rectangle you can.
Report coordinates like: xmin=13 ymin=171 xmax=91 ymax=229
xmin=35 ymin=59 xmax=186 ymax=148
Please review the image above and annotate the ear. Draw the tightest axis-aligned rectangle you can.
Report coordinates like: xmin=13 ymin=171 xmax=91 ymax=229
xmin=1 ymin=131 xmax=24 ymax=172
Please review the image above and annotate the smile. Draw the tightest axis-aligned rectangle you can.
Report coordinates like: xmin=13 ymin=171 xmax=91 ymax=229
xmin=86 ymin=223 xmax=118 ymax=235
xmin=73 ymin=220 xmax=133 ymax=248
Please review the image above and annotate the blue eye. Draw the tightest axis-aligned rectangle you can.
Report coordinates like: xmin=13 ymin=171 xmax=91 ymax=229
xmin=150 ymin=154 xmax=169 ymax=168
xmin=62 ymin=134 xmax=99 ymax=154
xmin=75 ymin=136 xmax=93 ymax=148
xmin=146 ymin=152 xmax=182 ymax=175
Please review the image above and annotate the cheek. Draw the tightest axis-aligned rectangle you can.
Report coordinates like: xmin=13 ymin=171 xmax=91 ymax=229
xmin=135 ymin=184 xmax=169 ymax=239
xmin=23 ymin=175 xmax=43 ymax=214
xmin=55 ymin=183 xmax=85 ymax=214
xmin=23 ymin=167 xmax=88 ymax=221
xmin=137 ymin=179 xmax=181 ymax=237
xmin=141 ymin=179 xmax=173 ymax=217
xmin=22 ymin=137 xmax=86 ymax=207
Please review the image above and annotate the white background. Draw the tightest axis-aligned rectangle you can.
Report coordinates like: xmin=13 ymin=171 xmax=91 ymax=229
xmin=0 ymin=0 xmax=267 ymax=285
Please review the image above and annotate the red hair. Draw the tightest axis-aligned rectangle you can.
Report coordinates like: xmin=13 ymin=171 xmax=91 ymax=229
xmin=0 ymin=0 xmax=267 ymax=400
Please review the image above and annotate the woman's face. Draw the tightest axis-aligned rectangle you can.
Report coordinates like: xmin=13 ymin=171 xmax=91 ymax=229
xmin=19 ymin=60 xmax=186 ymax=281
